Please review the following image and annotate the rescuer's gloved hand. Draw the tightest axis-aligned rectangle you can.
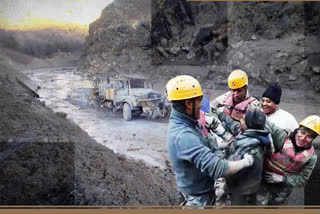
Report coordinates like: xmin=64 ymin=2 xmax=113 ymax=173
xmin=242 ymin=153 xmax=254 ymax=167
xmin=264 ymin=171 xmax=284 ymax=183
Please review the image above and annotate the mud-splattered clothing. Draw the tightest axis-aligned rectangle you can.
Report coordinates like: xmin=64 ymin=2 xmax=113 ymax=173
xmin=257 ymin=122 xmax=317 ymax=205
xmin=210 ymin=112 xmax=270 ymax=205
xmin=227 ymin=129 xmax=270 ymax=205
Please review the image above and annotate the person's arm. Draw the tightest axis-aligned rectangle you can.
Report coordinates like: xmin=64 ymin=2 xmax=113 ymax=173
xmin=284 ymin=154 xmax=317 ymax=188
xmin=217 ymin=111 xmax=241 ymax=136
xmin=265 ymin=120 xmax=287 ymax=153
xmin=265 ymin=154 xmax=317 ymax=188
xmin=204 ymin=112 xmax=239 ymax=146
xmin=177 ymin=132 xmax=227 ymax=179
xmin=224 ymin=154 xmax=254 ymax=176
xmin=177 ymin=132 xmax=252 ymax=179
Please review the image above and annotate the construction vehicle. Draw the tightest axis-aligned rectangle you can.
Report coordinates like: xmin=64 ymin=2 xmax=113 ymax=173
xmin=87 ymin=74 xmax=170 ymax=121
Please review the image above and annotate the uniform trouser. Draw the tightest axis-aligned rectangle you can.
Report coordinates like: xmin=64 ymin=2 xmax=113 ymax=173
xmin=231 ymin=193 xmax=258 ymax=205
xmin=214 ymin=178 xmax=258 ymax=206
xmin=256 ymin=182 xmax=293 ymax=205
xmin=214 ymin=178 xmax=232 ymax=206
xmin=180 ymin=189 xmax=215 ymax=209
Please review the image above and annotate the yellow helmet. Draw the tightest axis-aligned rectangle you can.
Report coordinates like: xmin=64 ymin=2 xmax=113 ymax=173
xmin=299 ymin=115 xmax=320 ymax=135
xmin=166 ymin=75 xmax=203 ymax=101
xmin=228 ymin=69 xmax=248 ymax=89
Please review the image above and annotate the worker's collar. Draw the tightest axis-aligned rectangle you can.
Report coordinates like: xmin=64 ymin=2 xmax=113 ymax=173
xmin=171 ymin=108 xmax=199 ymax=126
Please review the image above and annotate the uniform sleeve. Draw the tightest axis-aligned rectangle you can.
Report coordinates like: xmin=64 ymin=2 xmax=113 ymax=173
xmin=248 ymin=98 xmax=261 ymax=109
xmin=284 ymin=153 xmax=317 ymax=188
xmin=176 ymin=132 xmax=228 ymax=180
xmin=217 ymin=111 xmax=241 ymax=136
xmin=265 ymin=121 xmax=287 ymax=153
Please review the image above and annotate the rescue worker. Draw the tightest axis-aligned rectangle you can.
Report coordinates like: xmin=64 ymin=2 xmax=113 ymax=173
xmin=210 ymin=69 xmax=260 ymax=122
xmin=258 ymin=115 xmax=320 ymax=205
xmin=166 ymin=75 xmax=254 ymax=208
xmin=262 ymin=83 xmax=299 ymax=133
xmin=227 ymin=108 xmax=271 ymax=205
xmin=206 ymin=108 xmax=271 ymax=205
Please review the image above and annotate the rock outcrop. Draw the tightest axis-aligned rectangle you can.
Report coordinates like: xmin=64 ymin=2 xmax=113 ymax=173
xmin=79 ymin=0 xmax=320 ymax=92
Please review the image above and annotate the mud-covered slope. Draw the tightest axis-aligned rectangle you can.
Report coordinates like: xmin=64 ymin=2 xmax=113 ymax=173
xmin=79 ymin=0 xmax=320 ymax=92
xmin=0 ymin=57 xmax=179 ymax=205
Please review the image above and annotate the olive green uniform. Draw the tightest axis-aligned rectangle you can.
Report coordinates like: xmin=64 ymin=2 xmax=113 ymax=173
xmin=257 ymin=122 xmax=317 ymax=205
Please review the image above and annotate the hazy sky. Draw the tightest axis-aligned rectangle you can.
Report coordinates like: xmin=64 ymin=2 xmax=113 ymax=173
xmin=0 ymin=0 xmax=113 ymax=29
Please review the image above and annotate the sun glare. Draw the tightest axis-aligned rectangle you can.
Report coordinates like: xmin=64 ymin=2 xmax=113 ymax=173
xmin=0 ymin=0 xmax=113 ymax=30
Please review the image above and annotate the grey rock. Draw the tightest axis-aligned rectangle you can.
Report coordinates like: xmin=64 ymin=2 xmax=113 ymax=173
xmin=312 ymin=66 xmax=320 ymax=74
xmin=251 ymin=35 xmax=257 ymax=40
xmin=56 ymin=112 xmax=68 ymax=118
xmin=169 ymin=46 xmax=180 ymax=55
xmin=289 ymin=74 xmax=298 ymax=81
xmin=274 ymin=52 xmax=290 ymax=58
xmin=231 ymin=41 xmax=244 ymax=49
xmin=156 ymin=46 xmax=169 ymax=57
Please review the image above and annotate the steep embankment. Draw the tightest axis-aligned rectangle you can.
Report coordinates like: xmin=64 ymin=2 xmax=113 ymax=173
xmin=79 ymin=1 xmax=320 ymax=93
xmin=0 ymin=57 xmax=179 ymax=205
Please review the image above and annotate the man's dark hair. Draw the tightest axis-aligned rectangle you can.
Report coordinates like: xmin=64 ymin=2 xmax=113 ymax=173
xmin=172 ymin=100 xmax=186 ymax=113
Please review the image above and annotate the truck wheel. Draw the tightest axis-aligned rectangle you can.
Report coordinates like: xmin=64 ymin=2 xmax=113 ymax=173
xmin=123 ymin=103 xmax=132 ymax=121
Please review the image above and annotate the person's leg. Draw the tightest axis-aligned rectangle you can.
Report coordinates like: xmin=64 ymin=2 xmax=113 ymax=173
xmin=181 ymin=191 xmax=215 ymax=209
xmin=256 ymin=184 xmax=270 ymax=205
xmin=269 ymin=185 xmax=292 ymax=205
xmin=214 ymin=178 xmax=231 ymax=206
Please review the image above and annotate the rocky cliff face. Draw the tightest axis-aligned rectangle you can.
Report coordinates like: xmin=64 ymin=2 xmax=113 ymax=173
xmin=79 ymin=0 xmax=320 ymax=93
